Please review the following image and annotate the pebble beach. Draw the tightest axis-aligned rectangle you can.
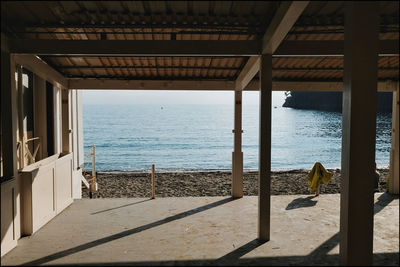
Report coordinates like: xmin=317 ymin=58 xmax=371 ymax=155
xmin=82 ymin=168 xmax=389 ymax=198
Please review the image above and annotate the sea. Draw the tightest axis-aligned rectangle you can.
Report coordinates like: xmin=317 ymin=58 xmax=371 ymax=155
xmin=83 ymin=104 xmax=393 ymax=172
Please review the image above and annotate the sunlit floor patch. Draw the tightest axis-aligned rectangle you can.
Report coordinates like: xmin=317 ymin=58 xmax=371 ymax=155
xmin=1 ymin=194 xmax=398 ymax=266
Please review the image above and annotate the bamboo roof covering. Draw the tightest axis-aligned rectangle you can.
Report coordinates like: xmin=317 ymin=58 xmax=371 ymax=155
xmin=1 ymin=1 xmax=399 ymax=83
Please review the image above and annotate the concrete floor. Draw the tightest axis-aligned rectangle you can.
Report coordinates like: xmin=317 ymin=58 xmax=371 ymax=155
xmin=1 ymin=193 xmax=398 ymax=266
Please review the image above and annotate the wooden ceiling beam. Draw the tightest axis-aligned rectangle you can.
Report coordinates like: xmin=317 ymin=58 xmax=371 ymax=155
xmin=262 ymin=1 xmax=310 ymax=55
xmin=275 ymin=40 xmax=399 ymax=56
xmin=6 ymin=38 xmax=398 ymax=57
xmin=68 ymin=79 xmax=237 ymax=91
xmin=247 ymin=80 xmax=397 ymax=92
xmin=14 ymin=54 xmax=68 ymax=89
xmin=235 ymin=1 xmax=309 ymax=91
xmin=235 ymin=56 xmax=260 ymax=91
xmin=7 ymin=39 xmax=260 ymax=56
xmin=68 ymin=79 xmax=398 ymax=92
xmin=1 ymin=33 xmax=9 ymax=52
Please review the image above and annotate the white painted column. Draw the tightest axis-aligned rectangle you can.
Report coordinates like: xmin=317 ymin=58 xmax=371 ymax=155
xmin=68 ymin=90 xmax=73 ymax=154
xmin=389 ymin=84 xmax=399 ymax=194
xmin=76 ymin=90 xmax=84 ymax=168
xmin=53 ymin=86 xmax=59 ymax=154
xmin=258 ymin=54 xmax=272 ymax=241
xmin=232 ymin=90 xmax=243 ymax=198
xmin=340 ymin=2 xmax=378 ymax=265
xmin=71 ymin=90 xmax=78 ymax=170
xmin=71 ymin=89 xmax=84 ymax=199
xmin=53 ymin=85 xmax=63 ymax=155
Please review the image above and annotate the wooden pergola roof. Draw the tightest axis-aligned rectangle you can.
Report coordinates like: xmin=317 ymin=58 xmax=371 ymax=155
xmin=1 ymin=3 xmax=399 ymax=264
xmin=1 ymin=1 xmax=399 ymax=87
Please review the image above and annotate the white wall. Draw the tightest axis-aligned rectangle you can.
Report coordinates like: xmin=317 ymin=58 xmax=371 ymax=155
xmin=77 ymin=90 xmax=84 ymax=168
xmin=71 ymin=90 xmax=84 ymax=199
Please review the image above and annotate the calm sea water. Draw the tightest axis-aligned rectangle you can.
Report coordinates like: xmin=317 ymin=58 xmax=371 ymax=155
xmin=83 ymin=104 xmax=392 ymax=171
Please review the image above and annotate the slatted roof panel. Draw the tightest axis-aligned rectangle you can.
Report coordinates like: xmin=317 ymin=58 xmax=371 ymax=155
xmin=259 ymin=56 xmax=398 ymax=82
xmin=2 ymin=1 xmax=397 ymax=41
xmin=1 ymin=1 xmax=399 ymax=82
xmin=286 ymin=1 xmax=399 ymax=41
xmin=1 ymin=1 xmax=278 ymax=40
xmin=40 ymin=55 xmax=399 ymax=81
xmin=41 ymin=56 xmax=247 ymax=80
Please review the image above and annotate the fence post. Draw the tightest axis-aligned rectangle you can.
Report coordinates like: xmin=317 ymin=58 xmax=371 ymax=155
xmin=90 ymin=144 xmax=97 ymax=198
xmin=151 ymin=164 xmax=155 ymax=199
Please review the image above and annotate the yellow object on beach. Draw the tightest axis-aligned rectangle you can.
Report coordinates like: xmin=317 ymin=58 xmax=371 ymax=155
xmin=307 ymin=162 xmax=332 ymax=194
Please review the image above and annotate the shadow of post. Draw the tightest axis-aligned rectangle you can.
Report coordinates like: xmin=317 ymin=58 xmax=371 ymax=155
xmin=18 ymin=194 xmax=398 ymax=266
xmin=217 ymin=239 xmax=267 ymax=264
xmin=285 ymin=195 xmax=318 ymax=210
xmin=306 ymin=192 xmax=398 ymax=263
xmin=91 ymin=199 xmax=152 ymax=215
xmin=22 ymin=197 xmax=236 ymax=266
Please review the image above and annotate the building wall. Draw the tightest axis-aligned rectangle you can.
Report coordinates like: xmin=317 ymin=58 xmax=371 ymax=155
xmin=1 ymin=55 xmax=84 ymax=257
xmin=71 ymin=89 xmax=84 ymax=199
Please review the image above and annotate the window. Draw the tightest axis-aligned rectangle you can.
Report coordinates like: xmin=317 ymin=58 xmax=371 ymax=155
xmin=22 ymin=69 xmax=35 ymax=164
xmin=46 ymin=81 xmax=55 ymax=157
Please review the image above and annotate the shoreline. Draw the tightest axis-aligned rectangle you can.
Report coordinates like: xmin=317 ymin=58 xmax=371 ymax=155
xmin=82 ymin=168 xmax=389 ymax=198
xmin=85 ymin=166 xmax=389 ymax=174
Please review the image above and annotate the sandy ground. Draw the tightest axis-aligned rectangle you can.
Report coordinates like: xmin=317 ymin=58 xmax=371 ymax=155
xmin=82 ymin=168 xmax=389 ymax=198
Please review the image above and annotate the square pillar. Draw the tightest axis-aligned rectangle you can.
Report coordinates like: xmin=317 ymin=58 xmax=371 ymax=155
xmin=1 ymin=51 xmax=17 ymax=178
xmin=340 ymin=2 xmax=379 ymax=265
xmin=53 ymin=86 xmax=61 ymax=154
xmin=232 ymin=90 xmax=243 ymax=198
xmin=1 ymin=51 xmax=21 ymax=256
xmin=258 ymin=54 xmax=272 ymax=241
xmin=389 ymin=84 xmax=399 ymax=194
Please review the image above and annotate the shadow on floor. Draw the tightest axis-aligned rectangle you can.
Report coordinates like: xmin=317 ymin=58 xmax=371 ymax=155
xmin=306 ymin=192 xmax=398 ymax=261
xmin=22 ymin=197 xmax=235 ymax=266
xmin=285 ymin=195 xmax=318 ymax=210
xmin=374 ymin=192 xmax=399 ymax=214
xmin=217 ymin=239 xmax=267 ymax=264
xmin=20 ymin=193 xmax=399 ymax=266
xmin=35 ymin=252 xmax=399 ymax=266
xmin=91 ymin=199 xmax=152 ymax=215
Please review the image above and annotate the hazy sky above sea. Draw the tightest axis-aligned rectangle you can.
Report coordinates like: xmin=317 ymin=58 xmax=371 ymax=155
xmin=83 ymin=90 xmax=287 ymax=106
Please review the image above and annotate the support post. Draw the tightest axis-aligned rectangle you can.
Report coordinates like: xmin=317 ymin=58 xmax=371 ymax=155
xmin=340 ymin=2 xmax=378 ymax=265
xmin=1 ymin=51 xmax=21 ymax=255
xmin=258 ymin=54 xmax=272 ymax=241
xmin=151 ymin=164 xmax=155 ymax=199
xmin=389 ymin=83 xmax=399 ymax=194
xmin=91 ymin=145 xmax=96 ymax=181
xmin=1 ymin=51 xmax=17 ymax=179
xmin=89 ymin=144 xmax=97 ymax=198
xmin=232 ymin=90 xmax=243 ymax=198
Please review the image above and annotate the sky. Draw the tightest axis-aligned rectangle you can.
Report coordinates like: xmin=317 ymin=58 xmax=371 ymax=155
xmin=82 ymin=90 xmax=287 ymax=106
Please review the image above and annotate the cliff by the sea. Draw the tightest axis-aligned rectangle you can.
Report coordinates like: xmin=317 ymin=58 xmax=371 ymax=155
xmin=282 ymin=92 xmax=393 ymax=112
